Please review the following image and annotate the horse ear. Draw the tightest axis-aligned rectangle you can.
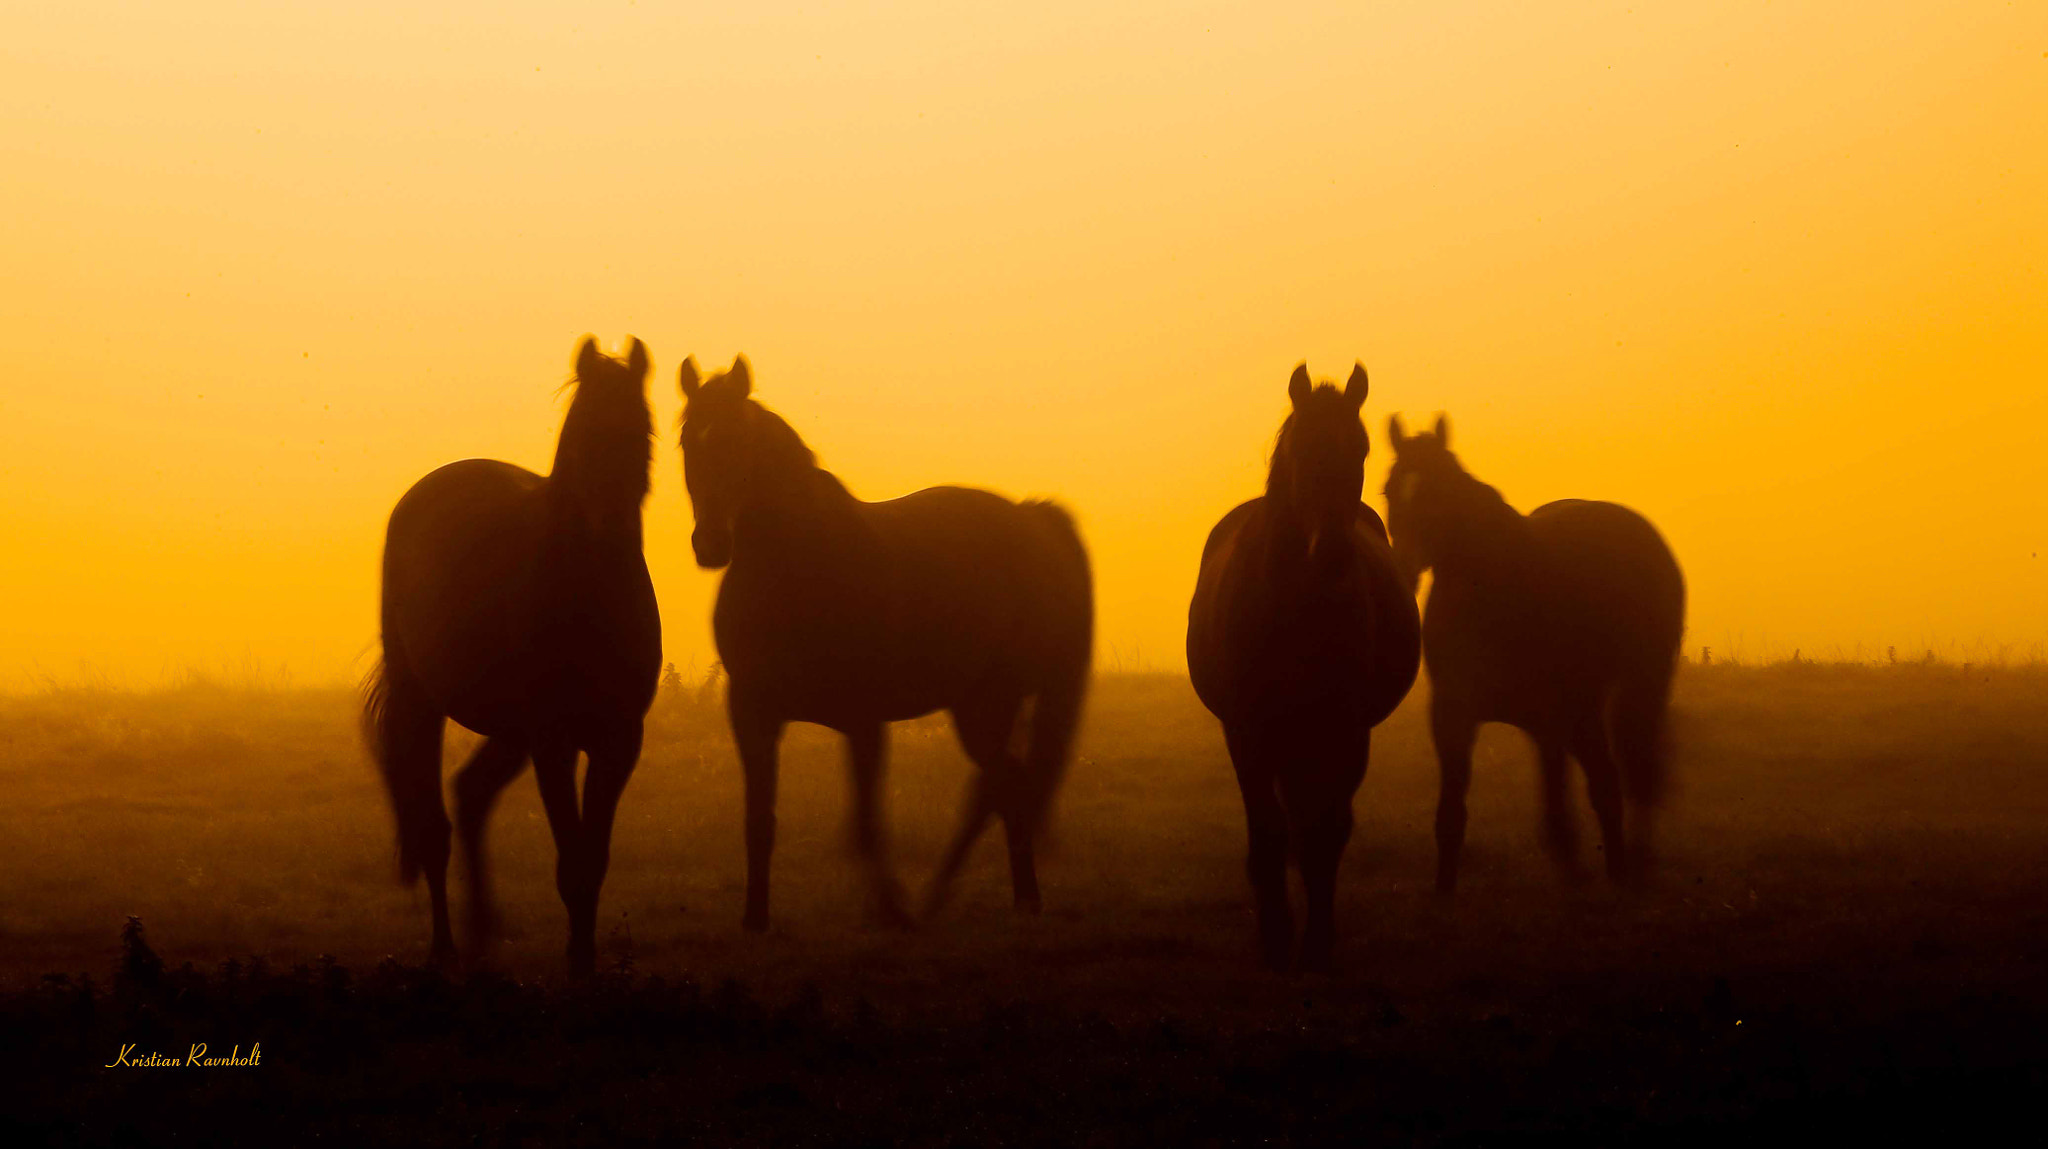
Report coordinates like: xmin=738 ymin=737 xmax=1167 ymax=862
xmin=1388 ymin=413 xmax=1407 ymax=447
xmin=728 ymin=354 xmax=753 ymax=397
xmin=626 ymin=338 xmax=650 ymax=379
xmin=1287 ymin=362 xmax=1311 ymax=408
xmin=1345 ymin=362 xmax=1368 ymax=408
xmin=575 ymin=335 xmax=602 ymax=379
xmin=678 ymin=356 xmax=701 ymax=399
xmin=1433 ymin=414 xmax=1450 ymax=445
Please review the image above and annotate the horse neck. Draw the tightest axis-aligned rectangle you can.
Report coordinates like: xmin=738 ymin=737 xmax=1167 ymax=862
xmin=546 ymin=404 xmax=651 ymax=549
xmin=542 ymin=481 xmax=645 ymax=551
xmin=732 ymin=426 xmax=859 ymax=562
xmin=1256 ymin=494 xmax=1321 ymax=564
xmin=1428 ymin=475 xmax=1536 ymax=585
xmin=1260 ymin=443 xmax=1354 ymax=564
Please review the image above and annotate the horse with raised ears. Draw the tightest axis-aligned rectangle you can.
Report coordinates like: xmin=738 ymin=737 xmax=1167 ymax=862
xmin=1381 ymin=415 xmax=1683 ymax=894
xmin=1187 ymin=363 xmax=1422 ymax=971
xmin=677 ymin=355 xmax=1093 ymax=931
xmin=363 ymin=335 xmax=662 ymax=977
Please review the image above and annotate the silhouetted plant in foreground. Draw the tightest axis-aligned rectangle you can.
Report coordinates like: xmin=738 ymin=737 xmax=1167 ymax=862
xmin=117 ymin=916 xmax=162 ymax=993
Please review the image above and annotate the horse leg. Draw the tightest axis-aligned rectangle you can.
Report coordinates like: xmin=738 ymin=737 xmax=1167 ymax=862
xmin=730 ymin=690 xmax=785 ymax=933
xmin=530 ymin=742 xmax=587 ymax=972
xmin=1534 ymin=733 xmax=1582 ymax=881
xmin=566 ymin=726 xmax=642 ymax=978
xmin=1572 ymin=718 xmax=1629 ymax=884
xmin=924 ymin=776 xmax=993 ymax=921
xmin=1612 ymin=674 xmax=1669 ymax=876
xmin=933 ymin=694 xmax=1033 ymax=918
xmin=375 ymin=678 xmax=454 ymax=968
xmin=1001 ymin=792 xmax=1042 ymax=915
xmin=1288 ymin=733 xmax=1366 ymax=973
xmin=1226 ymin=725 xmax=1293 ymax=971
xmin=451 ymin=736 xmax=529 ymax=957
xmin=1432 ymin=701 xmax=1477 ymax=895
xmin=846 ymin=721 xmax=911 ymax=928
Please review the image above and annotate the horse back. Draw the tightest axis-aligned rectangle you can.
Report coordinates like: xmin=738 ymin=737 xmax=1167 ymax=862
xmin=715 ymin=485 xmax=1088 ymax=724
xmin=1525 ymin=499 xmax=1685 ymax=657
xmin=863 ymin=487 xmax=1090 ymax=679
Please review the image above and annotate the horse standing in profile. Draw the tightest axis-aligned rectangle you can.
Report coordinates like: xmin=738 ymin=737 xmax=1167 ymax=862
xmin=676 ymin=355 xmax=1093 ymax=930
xmin=363 ymin=336 xmax=662 ymax=977
xmin=1381 ymin=416 xmax=1683 ymax=893
xmin=1188 ymin=363 xmax=1422 ymax=971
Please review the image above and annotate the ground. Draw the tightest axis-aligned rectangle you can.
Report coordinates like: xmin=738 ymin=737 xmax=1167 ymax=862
xmin=3 ymin=664 xmax=2046 ymax=1144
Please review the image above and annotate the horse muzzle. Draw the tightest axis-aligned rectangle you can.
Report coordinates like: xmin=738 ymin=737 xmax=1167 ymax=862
xmin=692 ymin=525 xmax=733 ymax=569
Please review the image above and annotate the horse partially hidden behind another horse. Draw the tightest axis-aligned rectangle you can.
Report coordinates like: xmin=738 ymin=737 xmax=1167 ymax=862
xmin=1188 ymin=363 xmax=1422 ymax=971
xmin=363 ymin=336 xmax=661 ymax=977
xmin=1382 ymin=415 xmax=1683 ymax=894
xmin=676 ymin=355 xmax=1092 ymax=930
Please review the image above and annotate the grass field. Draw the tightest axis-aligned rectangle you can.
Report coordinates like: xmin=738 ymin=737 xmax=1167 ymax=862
xmin=5 ymin=664 xmax=2048 ymax=1143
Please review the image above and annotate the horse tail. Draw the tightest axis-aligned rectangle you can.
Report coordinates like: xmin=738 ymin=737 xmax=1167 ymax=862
xmin=360 ymin=650 xmax=446 ymax=886
xmin=1612 ymin=653 xmax=1676 ymax=809
xmin=1018 ymin=501 xmax=1093 ymax=841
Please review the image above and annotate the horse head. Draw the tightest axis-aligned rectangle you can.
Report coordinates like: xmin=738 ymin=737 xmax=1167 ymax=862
xmin=1382 ymin=412 xmax=1458 ymax=593
xmin=677 ymin=354 xmax=758 ymax=569
xmin=555 ymin=335 xmax=653 ymax=538
xmin=1270 ymin=362 xmax=1370 ymax=566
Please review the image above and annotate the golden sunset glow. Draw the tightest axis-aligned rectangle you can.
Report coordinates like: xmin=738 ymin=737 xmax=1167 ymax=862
xmin=4 ymin=2 xmax=2044 ymax=685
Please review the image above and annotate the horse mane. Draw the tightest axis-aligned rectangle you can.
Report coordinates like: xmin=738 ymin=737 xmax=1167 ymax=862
xmin=1265 ymin=417 xmax=1297 ymax=503
xmin=1468 ymin=476 xmax=1515 ymax=518
xmin=747 ymin=403 xmax=817 ymax=473
xmin=747 ymin=401 xmax=862 ymax=503
xmin=1398 ymin=435 xmax=1533 ymax=570
xmin=1419 ymin=442 xmax=1517 ymax=524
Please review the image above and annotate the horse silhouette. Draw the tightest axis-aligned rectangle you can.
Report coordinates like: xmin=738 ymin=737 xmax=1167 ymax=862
xmin=677 ymin=355 xmax=1092 ymax=929
xmin=1382 ymin=415 xmax=1683 ymax=892
xmin=1187 ymin=363 xmax=1422 ymax=970
xmin=363 ymin=336 xmax=661 ymax=976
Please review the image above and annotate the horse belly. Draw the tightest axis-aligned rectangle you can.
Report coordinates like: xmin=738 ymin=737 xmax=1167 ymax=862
xmin=722 ymin=624 xmax=981 ymax=726
xmin=390 ymin=576 xmax=539 ymax=734
xmin=1422 ymin=596 xmax=1578 ymax=729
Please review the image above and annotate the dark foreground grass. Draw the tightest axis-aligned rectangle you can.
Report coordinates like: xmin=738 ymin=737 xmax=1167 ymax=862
xmin=5 ymin=914 xmax=2045 ymax=1146
xmin=3 ymin=666 xmax=2047 ymax=1143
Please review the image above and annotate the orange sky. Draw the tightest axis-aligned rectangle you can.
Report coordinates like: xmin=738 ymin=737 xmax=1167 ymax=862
xmin=3 ymin=2 xmax=2044 ymax=687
